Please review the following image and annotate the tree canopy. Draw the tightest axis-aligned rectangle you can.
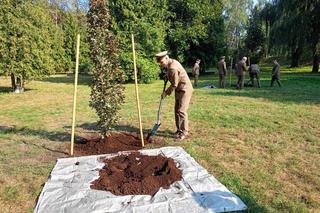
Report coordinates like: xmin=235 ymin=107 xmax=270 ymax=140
xmin=1 ymin=0 xmax=319 ymax=91
xmin=261 ymin=0 xmax=320 ymax=71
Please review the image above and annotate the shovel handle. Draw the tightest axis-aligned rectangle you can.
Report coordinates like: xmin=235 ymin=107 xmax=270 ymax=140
xmin=163 ymin=79 xmax=168 ymax=92
xmin=156 ymin=80 xmax=168 ymax=124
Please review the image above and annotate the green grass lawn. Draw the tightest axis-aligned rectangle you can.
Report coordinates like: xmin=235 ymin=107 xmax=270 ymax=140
xmin=0 ymin=67 xmax=319 ymax=212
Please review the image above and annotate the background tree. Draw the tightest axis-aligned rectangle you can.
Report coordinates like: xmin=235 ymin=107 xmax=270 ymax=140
xmin=108 ymin=0 xmax=169 ymax=83
xmin=87 ymin=0 xmax=125 ymax=136
xmin=259 ymin=1 xmax=277 ymax=57
xmin=269 ymin=0 xmax=307 ymax=67
xmin=307 ymin=1 xmax=320 ymax=73
xmin=223 ymin=0 xmax=252 ymax=60
xmin=0 ymin=0 xmax=11 ymax=78
xmin=245 ymin=5 xmax=265 ymax=63
xmin=49 ymin=0 xmax=92 ymax=73
xmin=262 ymin=0 xmax=319 ymax=72
xmin=0 ymin=0 xmax=64 ymax=92
xmin=167 ymin=0 xmax=224 ymax=70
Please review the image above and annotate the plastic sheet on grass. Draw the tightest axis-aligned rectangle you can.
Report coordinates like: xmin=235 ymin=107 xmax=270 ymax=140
xmin=34 ymin=147 xmax=247 ymax=213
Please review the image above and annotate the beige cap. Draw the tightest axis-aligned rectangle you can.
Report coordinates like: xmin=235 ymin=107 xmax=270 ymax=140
xmin=155 ymin=51 xmax=168 ymax=58
xmin=220 ymin=56 xmax=225 ymax=59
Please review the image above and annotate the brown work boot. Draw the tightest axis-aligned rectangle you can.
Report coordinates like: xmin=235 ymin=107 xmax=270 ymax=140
xmin=174 ymin=131 xmax=181 ymax=139
xmin=175 ymin=133 xmax=187 ymax=142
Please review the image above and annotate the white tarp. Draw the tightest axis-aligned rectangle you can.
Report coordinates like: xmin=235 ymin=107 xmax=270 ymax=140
xmin=34 ymin=146 xmax=247 ymax=213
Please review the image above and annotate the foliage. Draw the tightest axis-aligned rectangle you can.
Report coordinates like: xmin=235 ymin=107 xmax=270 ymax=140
xmin=108 ymin=0 xmax=169 ymax=83
xmin=0 ymin=0 xmax=229 ymax=84
xmin=0 ymin=0 xmax=10 ymax=76
xmin=59 ymin=11 xmax=92 ymax=73
xmin=0 ymin=0 xmax=62 ymax=90
xmin=48 ymin=1 xmax=92 ymax=74
xmin=136 ymin=55 xmax=160 ymax=84
xmin=60 ymin=12 xmax=78 ymax=73
xmin=167 ymin=0 xmax=225 ymax=68
xmin=245 ymin=6 xmax=265 ymax=64
xmin=263 ymin=0 xmax=320 ymax=71
xmin=87 ymin=0 xmax=125 ymax=136
xmin=223 ymin=0 xmax=252 ymax=54
xmin=259 ymin=1 xmax=277 ymax=56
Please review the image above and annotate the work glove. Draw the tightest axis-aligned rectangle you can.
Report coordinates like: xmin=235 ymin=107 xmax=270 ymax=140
xmin=158 ymin=70 xmax=167 ymax=80
xmin=161 ymin=91 xmax=167 ymax=99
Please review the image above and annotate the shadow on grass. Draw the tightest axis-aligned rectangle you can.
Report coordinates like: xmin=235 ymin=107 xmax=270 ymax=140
xmin=0 ymin=125 xmax=70 ymax=142
xmin=21 ymin=140 xmax=69 ymax=155
xmin=78 ymin=122 xmax=175 ymax=139
xmin=0 ymin=86 xmax=12 ymax=93
xmin=0 ymin=86 xmax=33 ymax=93
xmin=40 ymin=74 xmax=92 ymax=86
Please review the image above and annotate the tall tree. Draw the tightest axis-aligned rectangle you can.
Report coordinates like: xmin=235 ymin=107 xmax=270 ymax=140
xmin=0 ymin=0 xmax=64 ymax=92
xmin=245 ymin=6 xmax=265 ymax=63
xmin=265 ymin=0 xmax=320 ymax=71
xmin=308 ymin=1 xmax=320 ymax=73
xmin=259 ymin=1 xmax=277 ymax=57
xmin=167 ymin=0 xmax=224 ymax=69
xmin=108 ymin=0 xmax=169 ymax=83
xmin=269 ymin=0 xmax=308 ymax=67
xmin=49 ymin=0 xmax=92 ymax=73
xmin=223 ymin=0 xmax=253 ymax=57
xmin=87 ymin=0 xmax=125 ymax=136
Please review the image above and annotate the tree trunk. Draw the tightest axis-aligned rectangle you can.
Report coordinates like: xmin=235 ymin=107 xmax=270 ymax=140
xmin=265 ymin=20 xmax=269 ymax=58
xmin=290 ymin=46 xmax=302 ymax=68
xmin=10 ymin=73 xmax=16 ymax=91
xmin=312 ymin=50 xmax=319 ymax=73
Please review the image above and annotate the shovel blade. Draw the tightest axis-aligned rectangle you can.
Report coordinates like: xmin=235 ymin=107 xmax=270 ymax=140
xmin=147 ymin=123 xmax=161 ymax=140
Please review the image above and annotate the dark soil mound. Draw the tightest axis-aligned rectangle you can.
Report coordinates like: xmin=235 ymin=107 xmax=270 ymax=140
xmin=74 ymin=132 xmax=145 ymax=156
xmin=90 ymin=152 xmax=182 ymax=196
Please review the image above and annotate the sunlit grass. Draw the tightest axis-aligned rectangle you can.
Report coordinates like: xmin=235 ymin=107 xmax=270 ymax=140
xmin=0 ymin=67 xmax=319 ymax=212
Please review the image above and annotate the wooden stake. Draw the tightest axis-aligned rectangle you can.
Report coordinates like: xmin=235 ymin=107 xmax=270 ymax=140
xmin=70 ymin=34 xmax=80 ymax=156
xmin=131 ymin=34 xmax=144 ymax=147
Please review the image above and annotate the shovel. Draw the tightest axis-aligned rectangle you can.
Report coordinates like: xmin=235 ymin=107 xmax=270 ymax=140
xmin=146 ymin=80 xmax=168 ymax=141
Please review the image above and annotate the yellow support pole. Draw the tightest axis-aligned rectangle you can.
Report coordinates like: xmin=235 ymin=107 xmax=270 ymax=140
xmin=131 ymin=34 xmax=144 ymax=147
xmin=70 ymin=34 xmax=81 ymax=156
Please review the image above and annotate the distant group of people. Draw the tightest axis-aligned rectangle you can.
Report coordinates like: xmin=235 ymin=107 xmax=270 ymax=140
xmin=192 ymin=56 xmax=282 ymax=89
xmin=233 ymin=56 xmax=281 ymax=89
xmin=153 ymin=50 xmax=282 ymax=142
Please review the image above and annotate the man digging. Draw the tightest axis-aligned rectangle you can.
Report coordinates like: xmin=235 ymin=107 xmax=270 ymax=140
xmin=155 ymin=51 xmax=193 ymax=141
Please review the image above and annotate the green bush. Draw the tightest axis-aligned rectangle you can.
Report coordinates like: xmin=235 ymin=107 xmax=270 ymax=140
xmin=119 ymin=52 xmax=159 ymax=83
xmin=136 ymin=56 xmax=159 ymax=84
xmin=79 ymin=62 xmax=92 ymax=74
xmin=119 ymin=52 xmax=133 ymax=82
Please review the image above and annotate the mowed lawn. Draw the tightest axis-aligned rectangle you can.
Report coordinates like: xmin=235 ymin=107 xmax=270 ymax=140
xmin=0 ymin=67 xmax=319 ymax=212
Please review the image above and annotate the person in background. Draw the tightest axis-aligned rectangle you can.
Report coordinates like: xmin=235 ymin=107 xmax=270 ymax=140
xmin=271 ymin=59 xmax=281 ymax=87
xmin=192 ymin=59 xmax=201 ymax=87
xmin=248 ymin=63 xmax=261 ymax=88
xmin=155 ymin=51 xmax=193 ymax=141
xmin=217 ymin=56 xmax=227 ymax=88
xmin=236 ymin=56 xmax=248 ymax=90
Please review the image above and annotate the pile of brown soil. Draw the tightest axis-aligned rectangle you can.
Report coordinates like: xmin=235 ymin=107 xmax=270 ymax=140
xmin=74 ymin=132 xmax=149 ymax=156
xmin=90 ymin=152 xmax=182 ymax=196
